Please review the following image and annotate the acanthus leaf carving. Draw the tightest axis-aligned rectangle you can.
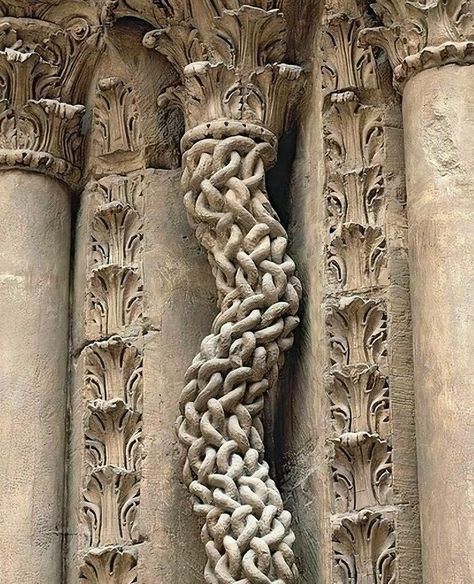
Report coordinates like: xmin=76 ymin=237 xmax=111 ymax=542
xmin=85 ymin=399 xmax=142 ymax=471
xmin=0 ymin=48 xmax=57 ymax=107
xmin=328 ymin=365 xmax=391 ymax=437
xmin=83 ymin=467 xmax=141 ymax=547
xmin=87 ymin=266 xmax=143 ymax=338
xmin=94 ymin=77 xmax=143 ymax=162
xmin=327 ymin=166 xmax=385 ymax=232
xmin=326 ymin=297 xmax=388 ymax=369
xmin=209 ymin=6 xmax=287 ymax=70
xmin=331 ymin=432 xmax=393 ymax=513
xmin=79 ymin=547 xmax=138 ymax=584
xmin=361 ymin=0 xmax=474 ymax=90
xmin=36 ymin=20 xmax=104 ymax=104
xmin=84 ymin=337 xmax=143 ymax=409
xmin=92 ymin=174 xmax=144 ymax=213
xmin=324 ymin=96 xmax=385 ymax=172
xmin=144 ymin=4 xmax=304 ymax=133
xmin=91 ymin=202 xmax=143 ymax=268
xmin=321 ymin=13 xmax=380 ymax=95
xmin=333 ymin=510 xmax=397 ymax=584
xmin=328 ymin=224 xmax=388 ymax=292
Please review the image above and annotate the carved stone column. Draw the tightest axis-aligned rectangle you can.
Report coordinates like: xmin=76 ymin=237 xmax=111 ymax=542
xmin=0 ymin=12 xmax=99 ymax=583
xmin=144 ymin=3 xmax=304 ymax=582
xmin=362 ymin=3 xmax=474 ymax=581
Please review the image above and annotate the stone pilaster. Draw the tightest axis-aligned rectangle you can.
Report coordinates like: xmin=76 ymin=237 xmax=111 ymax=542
xmin=363 ymin=3 xmax=474 ymax=582
xmin=144 ymin=3 xmax=305 ymax=582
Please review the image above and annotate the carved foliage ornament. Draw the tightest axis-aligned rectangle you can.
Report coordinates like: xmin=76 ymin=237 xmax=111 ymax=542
xmin=144 ymin=3 xmax=304 ymax=133
xmin=361 ymin=0 xmax=474 ymax=89
xmin=321 ymin=13 xmax=381 ymax=95
xmin=0 ymin=19 xmax=101 ymax=182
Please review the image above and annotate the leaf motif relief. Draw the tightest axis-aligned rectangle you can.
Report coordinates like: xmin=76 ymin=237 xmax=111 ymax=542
xmin=83 ymin=467 xmax=141 ymax=547
xmin=333 ymin=511 xmax=397 ymax=584
xmin=326 ymin=297 xmax=388 ymax=369
xmin=91 ymin=175 xmax=145 ymax=213
xmin=87 ymin=266 xmax=143 ymax=338
xmin=321 ymin=14 xmax=380 ymax=94
xmin=90 ymin=203 xmax=143 ymax=268
xmin=328 ymin=365 xmax=390 ymax=438
xmin=324 ymin=98 xmax=385 ymax=172
xmin=331 ymin=433 xmax=393 ymax=513
xmin=85 ymin=399 xmax=142 ymax=471
xmin=79 ymin=548 xmax=138 ymax=584
xmin=94 ymin=77 xmax=143 ymax=168
xmin=328 ymin=224 xmax=388 ymax=292
xmin=83 ymin=338 xmax=143 ymax=409
xmin=326 ymin=167 xmax=385 ymax=233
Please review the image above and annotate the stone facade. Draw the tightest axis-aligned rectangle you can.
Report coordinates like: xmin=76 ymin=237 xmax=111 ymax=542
xmin=0 ymin=1 xmax=472 ymax=583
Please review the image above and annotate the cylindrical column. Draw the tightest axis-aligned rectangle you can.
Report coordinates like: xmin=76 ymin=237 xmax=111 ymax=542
xmin=403 ymin=65 xmax=474 ymax=582
xmin=0 ymin=170 xmax=70 ymax=583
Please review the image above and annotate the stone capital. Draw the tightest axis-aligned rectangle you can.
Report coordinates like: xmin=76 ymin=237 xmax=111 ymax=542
xmin=360 ymin=0 xmax=474 ymax=91
xmin=0 ymin=16 xmax=102 ymax=184
xmin=143 ymin=2 xmax=305 ymax=140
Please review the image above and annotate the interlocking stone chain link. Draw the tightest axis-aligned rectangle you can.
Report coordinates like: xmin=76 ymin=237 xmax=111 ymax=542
xmin=177 ymin=122 xmax=301 ymax=583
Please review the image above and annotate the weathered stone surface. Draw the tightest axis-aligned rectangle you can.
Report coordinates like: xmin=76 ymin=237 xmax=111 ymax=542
xmin=403 ymin=64 xmax=474 ymax=583
xmin=0 ymin=3 xmax=471 ymax=584
xmin=0 ymin=170 xmax=70 ymax=583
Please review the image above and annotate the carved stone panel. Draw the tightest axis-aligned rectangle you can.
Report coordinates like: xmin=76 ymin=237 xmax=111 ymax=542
xmin=333 ymin=511 xmax=397 ymax=584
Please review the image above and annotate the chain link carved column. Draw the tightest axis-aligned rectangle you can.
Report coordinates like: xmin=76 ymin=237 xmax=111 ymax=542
xmin=362 ymin=2 xmax=474 ymax=581
xmin=144 ymin=3 xmax=304 ymax=582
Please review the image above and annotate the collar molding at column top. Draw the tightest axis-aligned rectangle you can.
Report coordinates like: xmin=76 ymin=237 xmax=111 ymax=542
xmin=360 ymin=0 xmax=474 ymax=91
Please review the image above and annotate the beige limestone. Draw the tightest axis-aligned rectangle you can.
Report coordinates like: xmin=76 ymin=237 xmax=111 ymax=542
xmin=0 ymin=170 xmax=70 ymax=584
xmin=403 ymin=64 xmax=474 ymax=583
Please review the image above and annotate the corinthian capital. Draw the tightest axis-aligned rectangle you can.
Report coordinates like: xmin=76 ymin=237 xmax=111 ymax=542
xmin=143 ymin=1 xmax=304 ymax=137
xmin=0 ymin=15 xmax=102 ymax=184
xmin=361 ymin=0 xmax=474 ymax=90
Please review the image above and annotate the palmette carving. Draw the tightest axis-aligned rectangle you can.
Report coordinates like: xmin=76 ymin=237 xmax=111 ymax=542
xmin=331 ymin=433 xmax=393 ymax=513
xmin=81 ymin=170 xmax=146 ymax=580
xmin=327 ymin=297 xmax=388 ymax=369
xmin=79 ymin=548 xmax=138 ymax=584
xmin=333 ymin=511 xmax=397 ymax=584
xmin=328 ymin=224 xmax=388 ymax=291
xmin=321 ymin=14 xmax=380 ymax=94
xmin=327 ymin=167 xmax=385 ymax=231
xmin=93 ymin=175 xmax=144 ymax=212
xmin=91 ymin=203 xmax=143 ymax=268
xmin=83 ymin=467 xmax=141 ymax=547
xmin=94 ymin=77 xmax=143 ymax=159
xmin=85 ymin=399 xmax=142 ymax=470
xmin=87 ymin=266 xmax=143 ymax=337
xmin=84 ymin=338 xmax=143 ymax=408
xmin=324 ymin=97 xmax=385 ymax=171
xmin=328 ymin=365 xmax=390 ymax=437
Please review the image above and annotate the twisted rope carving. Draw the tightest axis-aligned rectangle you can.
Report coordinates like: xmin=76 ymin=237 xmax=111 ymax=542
xmin=177 ymin=122 xmax=301 ymax=583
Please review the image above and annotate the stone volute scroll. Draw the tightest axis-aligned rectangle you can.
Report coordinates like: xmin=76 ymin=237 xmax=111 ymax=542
xmin=144 ymin=2 xmax=305 ymax=582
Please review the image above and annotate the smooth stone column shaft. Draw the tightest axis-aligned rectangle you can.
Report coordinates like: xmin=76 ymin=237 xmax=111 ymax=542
xmin=0 ymin=170 xmax=71 ymax=583
xmin=403 ymin=65 xmax=474 ymax=583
